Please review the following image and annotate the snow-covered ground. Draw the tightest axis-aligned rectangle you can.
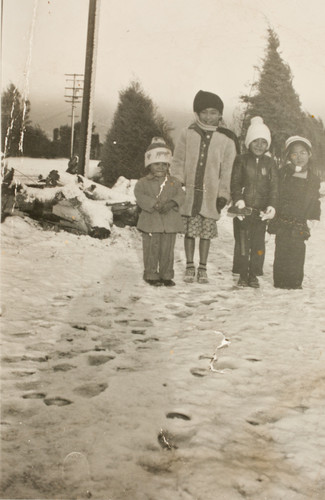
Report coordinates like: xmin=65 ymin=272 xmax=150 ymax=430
xmin=1 ymin=159 xmax=325 ymax=500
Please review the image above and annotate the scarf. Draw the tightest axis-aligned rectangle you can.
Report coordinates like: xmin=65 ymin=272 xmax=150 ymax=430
xmin=194 ymin=113 xmax=219 ymax=132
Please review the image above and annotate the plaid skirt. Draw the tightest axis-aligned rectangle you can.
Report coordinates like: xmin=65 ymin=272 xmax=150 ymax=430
xmin=182 ymin=215 xmax=218 ymax=239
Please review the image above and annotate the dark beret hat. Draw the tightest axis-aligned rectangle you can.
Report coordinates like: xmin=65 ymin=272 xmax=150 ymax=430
xmin=193 ymin=90 xmax=224 ymax=114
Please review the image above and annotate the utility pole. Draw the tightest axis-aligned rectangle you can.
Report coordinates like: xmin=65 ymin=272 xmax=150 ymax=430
xmin=78 ymin=0 xmax=101 ymax=176
xmin=64 ymin=74 xmax=83 ymax=158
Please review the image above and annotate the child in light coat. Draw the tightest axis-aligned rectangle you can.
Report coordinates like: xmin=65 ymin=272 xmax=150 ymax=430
xmin=171 ymin=90 xmax=238 ymax=284
xmin=134 ymin=138 xmax=185 ymax=287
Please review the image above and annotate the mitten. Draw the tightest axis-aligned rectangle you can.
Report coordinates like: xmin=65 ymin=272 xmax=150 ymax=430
xmin=235 ymin=199 xmax=245 ymax=209
xmin=260 ymin=206 xmax=276 ymax=220
xmin=216 ymin=197 xmax=227 ymax=213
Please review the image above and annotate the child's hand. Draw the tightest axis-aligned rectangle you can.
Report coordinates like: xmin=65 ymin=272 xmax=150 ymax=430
xmin=235 ymin=199 xmax=245 ymax=209
xmin=154 ymin=200 xmax=163 ymax=211
xmin=234 ymin=199 xmax=245 ymax=220
xmin=260 ymin=206 xmax=276 ymax=220
xmin=159 ymin=200 xmax=177 ymax=214
xmin=216 ymin=197 xmax=227 ymax=213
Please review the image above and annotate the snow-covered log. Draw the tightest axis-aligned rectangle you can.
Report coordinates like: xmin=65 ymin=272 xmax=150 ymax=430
xmin=3 ymin=168 xmax=139 ymax=236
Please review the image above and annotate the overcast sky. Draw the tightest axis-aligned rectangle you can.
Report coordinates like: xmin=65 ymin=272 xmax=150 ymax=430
xmin=2 ymin=0 xmax=325 ymax=141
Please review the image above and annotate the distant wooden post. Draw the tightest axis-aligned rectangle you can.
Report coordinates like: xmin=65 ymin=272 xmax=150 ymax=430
xmin=78 ymin=0 xmax=101 ymax=177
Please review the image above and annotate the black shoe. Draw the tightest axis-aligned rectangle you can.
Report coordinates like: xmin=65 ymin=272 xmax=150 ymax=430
xmin=248 ymin=276 xmax=260 ymax=288
xmin=160 ymin=279 xmax=176 ymax=287
xmin=145 ymin=279 xmax=163 ymax=286
xmin=237 ymin=276 xmax=249 ymax=287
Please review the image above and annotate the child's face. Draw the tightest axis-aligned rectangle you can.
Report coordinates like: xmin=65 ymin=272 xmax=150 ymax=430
xmin=149 ymin=162 xmax=169 ymax=177
xmin=249 ymin=138 xmax=268 ymax=157
xmin=198 ymin=108 xmax=221 ymax=126
xmin=289 ymin=143 xmax=311 ymax=168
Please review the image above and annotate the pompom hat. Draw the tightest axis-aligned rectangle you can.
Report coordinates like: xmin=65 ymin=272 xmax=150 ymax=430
xmin=193 ymin=90 xmax=224 ymax=115
xmin=245 ymin=116 xmax=271 ymax=149
xmin=144 ymin=137 xmax=172 ymax=168
xmin=285 ymin=136 xmax=312 ymax=151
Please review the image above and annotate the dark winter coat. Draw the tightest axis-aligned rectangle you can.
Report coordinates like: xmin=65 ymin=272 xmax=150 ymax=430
xmin=134 ymin=173 xmax=185 ymax=233
xmin=277 ymin=165 xmax=321 ymax=221
xmin=268 ymin=164 xmax=321 ymax=239
xmin=231 ymin=152 xmax=278 ymax=211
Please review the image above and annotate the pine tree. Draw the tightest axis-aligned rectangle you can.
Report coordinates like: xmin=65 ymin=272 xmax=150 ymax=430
xmin=302 ymin=113 xmax=325 ymax=179
xmin=241 ymin=29 xmax=304 ymax=157
xmin=23 ymin=125 xmax=52 ymax=158
xmin=100 ymin=81 xmax=174 ymax=187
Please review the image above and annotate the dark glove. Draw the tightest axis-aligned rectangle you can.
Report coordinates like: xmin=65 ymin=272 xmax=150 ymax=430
xmin=159 ymin=200 xmax=177 ymax=214
xmin=216 ymin=197 xmax=227 ymax=213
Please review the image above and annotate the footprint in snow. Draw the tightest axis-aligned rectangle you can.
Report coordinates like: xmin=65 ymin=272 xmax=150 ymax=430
xmin=88 ymin=354 xmax=115 ymax=366
xmin=73 ymin=382 xmax=108 ymax=398
xmin=174 ymin=310 xmax=193 ymax=318
xmin=72 ymin=325 xmax=87 ymax=331
xmin=166 ymin=412 xmax=191 ymax=421
xmin=22 ymin=392 xmax=46 ymax=399
xmin=131 ymin=329 xmax=146 ymax=335
xmin=88 ymin=308 xmax=105 ymax=317
xmin=44 ymin=397 xmax=73 ymax=406
xmin=190 ymin=368 xmax=207 ymax=377
xmin=53 ymin=363 xmax=76 ymax=372
xmin=11 ymin=370 xmax=36 ymax=377
xmin=133 ymin=337 xmax=159 ymax=343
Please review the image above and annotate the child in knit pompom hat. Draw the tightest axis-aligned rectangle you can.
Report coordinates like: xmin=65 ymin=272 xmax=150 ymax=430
xmin=170 ymin=90 xmax=239 ymax=284
xmin=230 ymin=116 xmax=278 ymax=288
xmin=134 ymin=138 xmax=185 ymax=287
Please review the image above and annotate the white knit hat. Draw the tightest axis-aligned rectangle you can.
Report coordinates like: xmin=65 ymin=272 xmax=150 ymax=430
xmin=144 ymin=137 xmax=172 ymax=168
xmin=245 ymin=116 xmax=271 ymax=149
xmin=285 ymin=136 xmax=312 ymax=151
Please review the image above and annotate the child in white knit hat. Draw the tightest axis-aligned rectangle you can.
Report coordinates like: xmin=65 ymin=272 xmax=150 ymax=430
xmin=230 ymin=117 xmax=278 ymax=287
xmin=134 ymin=138 xmax=185 ymax=287
xmin=270 ymin=136 xmax=321 ymax=289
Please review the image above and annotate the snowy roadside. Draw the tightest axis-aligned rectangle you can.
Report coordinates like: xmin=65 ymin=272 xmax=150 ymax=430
xmin=1 ymin=164 xmax=325 ymax=499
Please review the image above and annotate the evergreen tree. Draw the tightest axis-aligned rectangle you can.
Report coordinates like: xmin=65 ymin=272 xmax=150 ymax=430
xmin=23 ymin=125 xmax=52 ymax=158
xmin=1 ymin=83 xmax=31 ymax=156
xmin=241 ymin=28 xmax=304 ymax=157
xmin=100 ymin=81 xmax=174 ymax=187
xmin=302 ymin=113 xmax=325 ymax=179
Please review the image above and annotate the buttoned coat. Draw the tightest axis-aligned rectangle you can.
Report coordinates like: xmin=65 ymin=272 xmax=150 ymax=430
xmin=170 ymin=125 xmax=237 ymax=220
xmin=134 ymin=173 xmax=185 ymax=233
xmin=231 ymin=152 xmax=278 ymax=211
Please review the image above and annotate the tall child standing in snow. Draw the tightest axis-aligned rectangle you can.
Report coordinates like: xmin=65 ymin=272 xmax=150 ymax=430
xmin=230 ymin=116 xmax=278 ymax=288
xmin=171 ymin=90 xmax=238 ymax=284
xmin=270 ymin=136 xmax=321 ymax=289
xmin=134 ymin=138 xmax=185 ymax=287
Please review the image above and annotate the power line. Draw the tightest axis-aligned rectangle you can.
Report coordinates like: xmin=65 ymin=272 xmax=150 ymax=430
xmin=64 ymin=73 xmax=84 ymax=157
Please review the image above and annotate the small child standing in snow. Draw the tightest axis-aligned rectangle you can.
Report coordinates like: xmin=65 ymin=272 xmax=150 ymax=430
xmin=230 ymin=117 xmax=278 ymax=288
xmin=171 ymin=90 xmax=238 ymax=284
xmin=134 ymin=138 xmax=185 ymax=287
xmin=270 ymin=136 xmax=321 ymax=289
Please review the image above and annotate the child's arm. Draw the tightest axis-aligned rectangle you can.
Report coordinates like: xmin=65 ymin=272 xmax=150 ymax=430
xmin=169 ymin=178 xmax=185 ymax=208
xmin=134 ymin=180 xmax=157 ymax=213
xmin=308 ymin=176 xmax=321 ymax=221
xmin=218 ymin=137 xmax=237 ymax=202
xmin=158 ymin=179 xmax=185 ymax=213
xmin=230 ymin=154 xmax=244 ymax=204
xmin=170 ymin=129 xmax=186 ymax=184
xmin=268 ymin=161 xmax=279 ymax=210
